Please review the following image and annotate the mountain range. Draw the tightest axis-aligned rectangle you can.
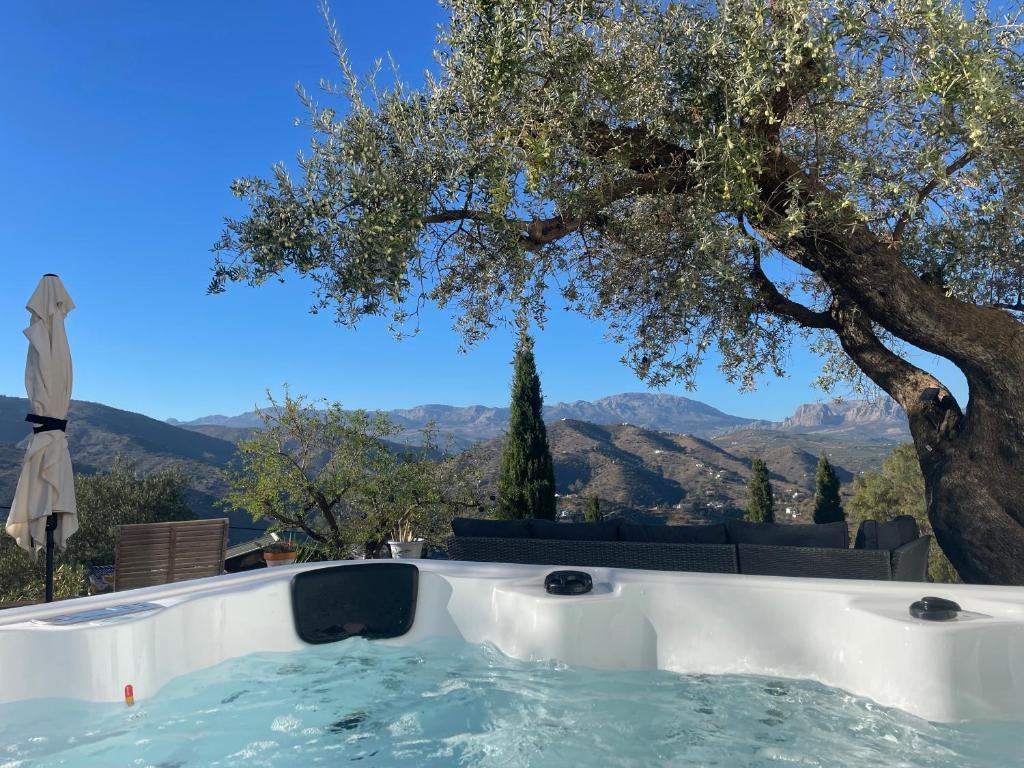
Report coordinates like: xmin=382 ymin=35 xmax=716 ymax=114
xmin=2 ymin=392 xmax=909 ymax=539
xmin=169 ymin=392 xmax=909 ymax=447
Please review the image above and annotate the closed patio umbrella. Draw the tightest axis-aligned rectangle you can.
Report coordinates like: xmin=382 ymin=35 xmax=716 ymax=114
xmin=6 ymin=274 xmax=78 ymax=602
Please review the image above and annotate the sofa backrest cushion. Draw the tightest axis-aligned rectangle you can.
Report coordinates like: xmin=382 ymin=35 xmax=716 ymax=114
xmin=726 ymin=519 xmax=849 ymax=549
xmin=620 ymin=522 xmax=728 ymax=545
xmin=529 ymin=519 xmax=622 ymax=541
xmin=854 ymin=515 xmax=920 ymax=551
xmin=736 ymin=544 xmax=892 ymax=580
xmin=451 ymin=517 xmax=531 ymax=539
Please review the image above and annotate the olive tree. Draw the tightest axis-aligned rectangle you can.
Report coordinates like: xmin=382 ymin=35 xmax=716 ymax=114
xmin=221 ymin=391 xmax=481 ymax=558
xmin=212 ymin=1 xmax=1024 ymax=584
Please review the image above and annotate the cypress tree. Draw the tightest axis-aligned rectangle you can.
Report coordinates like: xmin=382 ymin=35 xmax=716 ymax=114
xmin=585 ymin=496 xmax=603 ymax=523
xmin=813 ymin=453 xmax=845 ymax=524
xmin=496 ymin=335 xmax=557 ymax=520
xmin=746 ymin=458 xmax=775 ymax=523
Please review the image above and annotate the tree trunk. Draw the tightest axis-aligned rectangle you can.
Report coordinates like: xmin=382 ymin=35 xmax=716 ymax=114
xmin=806 ymin=293 xmax=1024 ymax=586
xmin=916 ymin=388 xmax=1024 ymax=585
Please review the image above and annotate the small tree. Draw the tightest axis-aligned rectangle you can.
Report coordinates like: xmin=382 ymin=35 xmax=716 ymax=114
xmin=65 ymin=459 xmax=195 ymax=567
xmin=222 ymin=390 xmax=481 ymax=558
xmin=585 ymin=496 xmax=603 ymax=523
xmin=348 ymin=428 xmax=482 ymax=552
xmin=496 ymin=336 xmax=557 ymax=520
xmin=222 ymin=392 xmax=389 ymax=559
xmin=746 ymin=458 xmax=775 ymax=523
xmin=812 ymin=453 xmax=844 ymax=524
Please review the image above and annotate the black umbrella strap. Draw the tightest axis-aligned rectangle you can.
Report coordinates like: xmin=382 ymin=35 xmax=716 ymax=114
xmin=26 ymin=414 xmax=68 ymax=433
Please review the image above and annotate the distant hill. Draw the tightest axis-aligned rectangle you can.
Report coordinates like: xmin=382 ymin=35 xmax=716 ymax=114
xmin=171 ymin=392 xmax=908 ymax=446
xmin=2 ymin=392 xmax=902 ymax=540
xmin=776 ymin=398 xmax=909 ymax=441
xmin=182 ymin=424 xmax=259 ymax=443
xmin=711 ymin=430 xmax=896 ymax=478
xmin=463 ymin=419 xmax=890 ymax=523
xmin=0 ymin=396 xmax=250 ymax=538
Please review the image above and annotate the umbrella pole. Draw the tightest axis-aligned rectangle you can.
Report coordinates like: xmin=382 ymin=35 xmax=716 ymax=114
xmin=44 ymin=513 xmax=57 ymax=603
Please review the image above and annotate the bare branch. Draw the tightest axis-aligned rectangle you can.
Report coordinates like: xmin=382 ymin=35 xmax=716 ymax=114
xmin=420 ymin=209 xmax=492 ymax=225
xmin=749 ymin=247 xmax=835 ymax=330
xmin=419 ymin=161 xmax=693 ymax=252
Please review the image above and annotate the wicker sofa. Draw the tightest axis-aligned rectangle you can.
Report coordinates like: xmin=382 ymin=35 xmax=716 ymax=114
xmin=447 ymin=516 xmax=931 ymax=581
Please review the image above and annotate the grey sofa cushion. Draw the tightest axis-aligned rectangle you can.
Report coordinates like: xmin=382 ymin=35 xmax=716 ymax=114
xmin=620 ymin=523 xmax=728 ymax=545
xmin=726 ymin=519 xmax=849 ymax=549
xmin=855 ymin=515 xmax=920 ymax=551
xmin=451 ymin=517 xmax=531 ymax=539
xmin=529 ymin=519 xmax=622 ymax=541
xmin=447 ymin=535 xmax=740 ymax=574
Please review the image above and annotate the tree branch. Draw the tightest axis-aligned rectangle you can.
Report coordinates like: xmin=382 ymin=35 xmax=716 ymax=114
xmin=828 ymin=295 xmax=962 ymax=443
xmin=313 ymin=488 xmax=342 ymax=537
xmin=583 ymin=121 xmax=694 ymax=173
xmin=753 ymin=149 xmax=1024 ymax=384
xmin=991 ymin=300 xmax=1024 ymax=313
xmin=522 ymin=214 xmax=581 ymax=250
xmin=275 ymin=449 xmax=344 ymax=537
xmin=892 ymin=151 xmax=975 ymax=241
xmin=749 ymin=248 xmax=834 ymax=330
xmin=420 ymin=168 xmax=690 ymax=252
xmin=258 ymin=500 xmax=326 ymax=544
xmin=750 ymin=8 xmax=824 ymax=140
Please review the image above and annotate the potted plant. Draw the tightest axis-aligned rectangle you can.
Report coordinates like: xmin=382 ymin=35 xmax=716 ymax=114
xmin=386 ymin=516 xmax=425 ymax=559
xmin=263 ymin=540 xmax=298 ymax=567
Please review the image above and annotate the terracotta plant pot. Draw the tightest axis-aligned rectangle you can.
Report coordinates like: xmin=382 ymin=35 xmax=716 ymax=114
xmin=263 ymin=550 xmax=298 ymax=567
xmin=387 ymin=539 xmax=425 ymax=559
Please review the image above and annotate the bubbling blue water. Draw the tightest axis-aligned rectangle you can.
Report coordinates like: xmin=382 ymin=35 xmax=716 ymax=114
xmin=0 ymin=637 xmax=1019 ymax=767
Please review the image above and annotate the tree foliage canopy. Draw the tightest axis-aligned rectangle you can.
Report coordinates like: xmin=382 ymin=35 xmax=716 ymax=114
xmin=65 ymin=458 xmax=195 ymax=567
xmin=0 ymin=461 xmax=195 ymax=602
xmin=213 ymin=0 xmax=1024 ymax=390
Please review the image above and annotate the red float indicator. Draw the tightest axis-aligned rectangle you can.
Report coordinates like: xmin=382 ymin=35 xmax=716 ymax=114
xmin=124 ymin=684 xmax=135 ymax=706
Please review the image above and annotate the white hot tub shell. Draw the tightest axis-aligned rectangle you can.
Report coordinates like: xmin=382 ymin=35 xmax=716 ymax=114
xmin=1 ymin=560 xmax=1023 ymax=723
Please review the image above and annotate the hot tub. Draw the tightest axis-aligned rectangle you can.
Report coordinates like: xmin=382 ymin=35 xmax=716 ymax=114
xmin=1 ymin=561 xmax=1022 ymax=765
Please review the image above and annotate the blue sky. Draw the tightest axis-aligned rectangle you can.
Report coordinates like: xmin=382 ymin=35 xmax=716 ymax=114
xmin=0 ymin=1 xmax=967 ymax=422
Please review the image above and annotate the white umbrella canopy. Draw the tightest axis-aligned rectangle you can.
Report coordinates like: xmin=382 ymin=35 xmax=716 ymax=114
xmin=6 ymin=274 xmax=78 ymax=555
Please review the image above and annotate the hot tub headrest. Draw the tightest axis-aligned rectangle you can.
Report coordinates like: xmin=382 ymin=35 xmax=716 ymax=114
xmin=291 ymin=563 xmax=418 ymax=644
